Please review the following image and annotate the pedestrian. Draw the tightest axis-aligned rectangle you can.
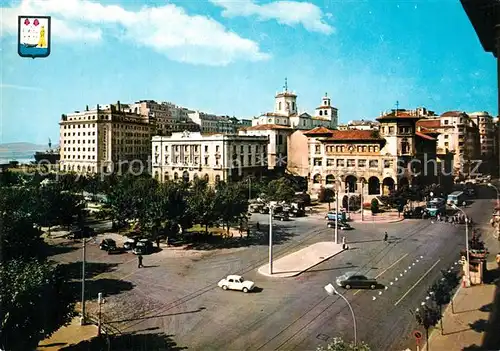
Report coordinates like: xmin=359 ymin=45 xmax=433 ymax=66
xmin=137 ymin=254 xmax=144 ymax=268
xmin=437 ymin=213 xmax=441 ymax=222
xmin=384 ymin=232 xmax=388 ymax=242
xmin=256 ymin=222 xmax=260 ymax=231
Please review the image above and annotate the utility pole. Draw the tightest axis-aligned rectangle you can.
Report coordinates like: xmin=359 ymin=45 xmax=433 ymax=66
xmin=269 ymin=206 xmax=273 ymax=275
xmin=248 ymin=177 xmax=251 ymax=200
xmin=80 ymin=237 xmax=87 ymax=326
xmin=335 ymin=182 xmax=340 ymax=244
xmin=361 ymin=182 xmax=364 ymax=222
xmin=97 ymin=292 xmax=103 ymax=336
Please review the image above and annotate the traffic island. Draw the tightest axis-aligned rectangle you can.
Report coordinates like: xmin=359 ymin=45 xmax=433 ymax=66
xmin=257 ymin=242 xmax=344 ymax=278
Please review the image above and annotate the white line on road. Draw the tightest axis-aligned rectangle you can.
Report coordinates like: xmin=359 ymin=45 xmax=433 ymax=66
xmin=354 ymin=253 xmax=408 ymax=296
xmin=394 ymin=259 xmax=441 ymax=306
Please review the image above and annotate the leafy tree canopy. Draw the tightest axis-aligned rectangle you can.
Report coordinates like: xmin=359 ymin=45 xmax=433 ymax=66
xmin=316 ymin=337 xmax=371 ymax=351
xmin=0 ymin=260 xmax=75 ymax=351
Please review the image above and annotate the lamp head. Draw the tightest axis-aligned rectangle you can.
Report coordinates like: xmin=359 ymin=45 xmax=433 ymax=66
xmin=324 ymin=283 xmax=338 ymax=296
xmin=488 ymin=183 xmax=493 ymax=187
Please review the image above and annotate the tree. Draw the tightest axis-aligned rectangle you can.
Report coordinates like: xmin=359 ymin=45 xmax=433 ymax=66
xmin=215 ymin=182 xmax=249 ymax=236
xmin=348 ymin=195 xmax=361 ymax=211
xmin=266 ymin=178 xmax=296 ymax=203
xmin=188 ymin=178 xmax=218 ymax=233
xmin=414 ymin=303 xmax=441 ymax=348
xmin=370 ymin=198 xmax=379 ymax=214
xmin=0 ymin=260 xmax=75 ymax=351
xmin=316 ymin=337 xmax=371 ymax=351
xmin=319 ymin=187 xmax=335 ymax=210
xmin=429 ymin=280 xmax=450 ymax=334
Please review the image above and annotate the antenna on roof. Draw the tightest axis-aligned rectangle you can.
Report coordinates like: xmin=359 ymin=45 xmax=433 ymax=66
xmin=395 ymin=101 xmax=400 ymax=116
xmin=284 ymin=77 xmax=288 ymax=92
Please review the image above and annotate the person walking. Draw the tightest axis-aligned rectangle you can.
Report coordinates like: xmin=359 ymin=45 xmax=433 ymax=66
xmin=137 ymin=254 xmax=144 ymax=268
xmin=256 ymin=222 xmax=260 ymax=231
xmin=384 ymin=232 xmax=388 ymax=242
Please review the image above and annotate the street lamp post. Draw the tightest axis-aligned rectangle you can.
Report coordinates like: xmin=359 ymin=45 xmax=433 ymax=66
xmin=360 ymin=181 xmax=365 ymax=222
xmin=80 ymin=237 xmax=87 ymax=325
xmin=335 ymin=180 xmax=341 ymax=244
xmin=324 ymin=283 xmax=357 ymax=346
xmin=488 ymin=183 xmax=499 ymax=206
xmin=269 ymin=206 xmax=273 ymax=275
xmin=452 ymin=205 xmax=471 ymax=287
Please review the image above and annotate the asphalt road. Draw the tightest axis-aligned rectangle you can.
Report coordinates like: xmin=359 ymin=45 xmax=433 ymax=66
xmin=49 ymin=185 xmax=499 ymax=351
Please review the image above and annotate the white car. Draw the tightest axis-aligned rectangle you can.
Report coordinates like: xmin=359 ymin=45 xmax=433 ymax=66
xmin=218 ymin=275 xmax=255 ymax=293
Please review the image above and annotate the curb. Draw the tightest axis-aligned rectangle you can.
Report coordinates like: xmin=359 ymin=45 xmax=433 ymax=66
xmin=257 ymin=247 xmax=345 ymax=278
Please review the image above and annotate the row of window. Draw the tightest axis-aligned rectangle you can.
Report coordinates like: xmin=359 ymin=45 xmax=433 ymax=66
xmin=155 ymin=153 xmax=267 ymax=167
xmin=62 ymin=122 xmax=149 ymax=131
xmin=311 ymin=158 xmax=394 ymax=169
xmin=62 ymin=139 xmax=96 ymax=145
xmin=63 ymin=131 xmax=96 ymax=136
xmin=154 ymin=144 xmax=267 ymax=154
xmin=62 ymin=154 xmax=96 ymax=160
xmin=316 ymin=145 xmax=381 ymax=154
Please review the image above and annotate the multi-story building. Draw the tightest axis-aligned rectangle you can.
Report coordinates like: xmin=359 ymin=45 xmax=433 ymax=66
xmin=151 ymin=131 xmax=269 ymax=184
xmin=130 ymin=100 xmax=200 ymax=135
xmin=469 ymin=111 xmax=496 ymax=173
xmin=416 ymin=111 xmax=480 ymax=177
xmin=187 ymin=112 xmax=250 ymax=134
xmin=59 ymin=102 xmax=152 ymax=173
xmin=242 ymin=83 xmax=338 ymax=170
xmin=342 ymin=120 xmax=380 ymax=131
xmin=288 ymin=109 xmax=445 ymax=199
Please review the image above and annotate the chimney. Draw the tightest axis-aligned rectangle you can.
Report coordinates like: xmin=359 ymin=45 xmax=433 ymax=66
xmin=117 ymin=100 xmax=121 ymax=111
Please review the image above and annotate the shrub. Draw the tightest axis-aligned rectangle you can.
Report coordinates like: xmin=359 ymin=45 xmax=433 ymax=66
xmin=371 ymin=198 xmax=379 ymax=214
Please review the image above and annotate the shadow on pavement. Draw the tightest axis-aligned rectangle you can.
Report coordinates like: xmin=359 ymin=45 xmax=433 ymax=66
xmin=68 ymin=278 xmax=134 ymax=302
xmin=304 ymin=266 xmax=358 ymax=274
xmin=107 ymin=307 xmax=206 ymax=324
xmin=180 ymin=226 xmax=295 ymax=250
xmin=45 ymin=244 xmax=79 ymax=257
xmin=60 ymin=332 xmax=187 ymax=351
xmin=481 ymin=268 xmax=500 ymax=350
xmin=60 ymin=262 xmax=119 ymax=280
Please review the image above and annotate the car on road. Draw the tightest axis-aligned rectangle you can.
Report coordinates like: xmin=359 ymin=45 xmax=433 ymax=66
xmin=69 ymin=226 xmax=96 ymax=239
xmin=336 ymin=272 xmax=378 ymax=289
xmin=107 ymin=246 xmax=125 ymax=255
xmin=99 ymin=238 xmax=117 ymax=251
xmin=218 ymin=275 xmax=255 ymax=293
xmin=327 ymin=221 xmax=352 ymax=230
xmin=133 ymin=239 xmax=154 ymax=255
xmin=273 ymin=212 xmax=290 ymax=221
xmin=123 ymin=238 xmax=137 ymax=250
xmin=259 ymin=206 xmax=270 ymax=214
xmin=289 ymin=208 xmax=306 ymax=217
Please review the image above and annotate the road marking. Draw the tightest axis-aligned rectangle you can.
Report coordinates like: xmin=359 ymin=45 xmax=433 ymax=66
xmin=354 ymin=253 xmax=408 ymax=295
xmin=394 ymin=259 xmax=441 ymax=306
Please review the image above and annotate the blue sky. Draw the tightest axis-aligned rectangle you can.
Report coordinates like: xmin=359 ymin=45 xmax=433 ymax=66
xmin=0 ymin=0 xmax=496 ymax=145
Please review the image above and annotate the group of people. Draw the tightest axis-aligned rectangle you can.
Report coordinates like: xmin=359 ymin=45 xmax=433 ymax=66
xmin=433 ymin=213 xmax=472 ymax=225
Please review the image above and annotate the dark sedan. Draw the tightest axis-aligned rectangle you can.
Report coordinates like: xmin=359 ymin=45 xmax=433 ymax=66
xmin=273 ymin=212 xmax=290 ymax=221
xmin=336 ymin=272 xmax=378 ymax=289
xmin=99 ymin=239 xmax=117 ymax=251
xmin=327 ymin=221 xmax=352 ymax=230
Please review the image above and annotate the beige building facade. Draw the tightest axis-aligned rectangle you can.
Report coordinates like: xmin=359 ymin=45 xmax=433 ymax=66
xmin=288 ymin=110 xmax=442 ymax=199
xmin=151 ymin=131 xmax=269 ymax=184
xmin=59 ymin=103 xmax=152 ymax=174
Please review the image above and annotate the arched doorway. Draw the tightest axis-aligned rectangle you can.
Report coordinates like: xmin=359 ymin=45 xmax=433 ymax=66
xmin=398 ymin=177 xmax=409 ymax=190
xmin=174 ymin=172 xmax=179 ymax=180
xmin=342 ymin=195 xmax=349 ymax=209
xmin=326 ymin=174 xmax=335 ymax=185
xmin=345 ymin=175 xmax=357 ymax=193
xmin=204 ymin=174 xmax=209 ymax=182
xmin=382 ymin=177 xmax=395 ymax=196
xmin=164 ymin=172 xmax=169 ymax=181
xmin=368 ymin=176 xmax=380 ymax=195
xmin=313 ymin=174 xmax=321 ymax=184
xmin=215 ymin=175 xmax=221 ymax=183
xmin=182 ymin=171 xmax=189 ymax=182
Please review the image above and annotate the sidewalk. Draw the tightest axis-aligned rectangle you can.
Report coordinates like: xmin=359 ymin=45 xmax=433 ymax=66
xmin=37 ymin=317 xmax=98 ymax=350
xmin=424 ymin=256 xmax=500 ymax=350
xmin=258 ymin=242 xmax=344 ymax=278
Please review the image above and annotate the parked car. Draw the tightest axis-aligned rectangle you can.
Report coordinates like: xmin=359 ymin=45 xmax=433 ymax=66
xmin=273 ymin=212 xmax=290 ymax=221
xmin=69 ymin=226 xmax=95 ymax=239
xmin=123 ymin=238 xmax=137 ymax=250
xmin=336 ymin=272 xmax=378 ymax=289
xmin=289 ymin=208 xmax=306 ymax=217
xmin=217 ymin=275 xmax=255 ymax=293
xmin=327 ymin=221 xmax=352 ymax=230
xmin=259 ymin=206 xmax=270 ymax=214
xmin=133 ymin=239 xmax=154 ymax=255
xmin=403 ymin=207 xmax=425 ymax=219
xmin=107 ymin=246 xmax=125 ymax=255
xmin=325 ymin=212 xmax=346 ymax=221
xmin=249 ymin=204 xmax=264 ymax=213
xmin=99 ymin=238 xmax=117 ymax=251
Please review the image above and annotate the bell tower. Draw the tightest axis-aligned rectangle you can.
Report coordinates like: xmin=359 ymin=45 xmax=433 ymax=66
xmin=274 ymin=78 xmax=297 ymax=116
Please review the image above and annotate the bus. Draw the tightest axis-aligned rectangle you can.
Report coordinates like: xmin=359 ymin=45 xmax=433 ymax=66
xmin=447 ymin=191 xmax=465 ymax=206
xmin=426 ymin=198 xmax=446 ymax=217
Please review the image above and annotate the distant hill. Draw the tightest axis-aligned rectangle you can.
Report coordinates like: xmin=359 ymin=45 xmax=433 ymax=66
xmin=0 ymin=142 xmax=58 ymax=163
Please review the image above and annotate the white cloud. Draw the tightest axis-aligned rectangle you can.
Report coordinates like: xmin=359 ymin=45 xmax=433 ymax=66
xmin=210 ymin=0 xmax=334 ymax=34
xmin=0 ymin=84 xmax=43 ymax=91
xmin=0 ymin=0 xmax=270 ymax=65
